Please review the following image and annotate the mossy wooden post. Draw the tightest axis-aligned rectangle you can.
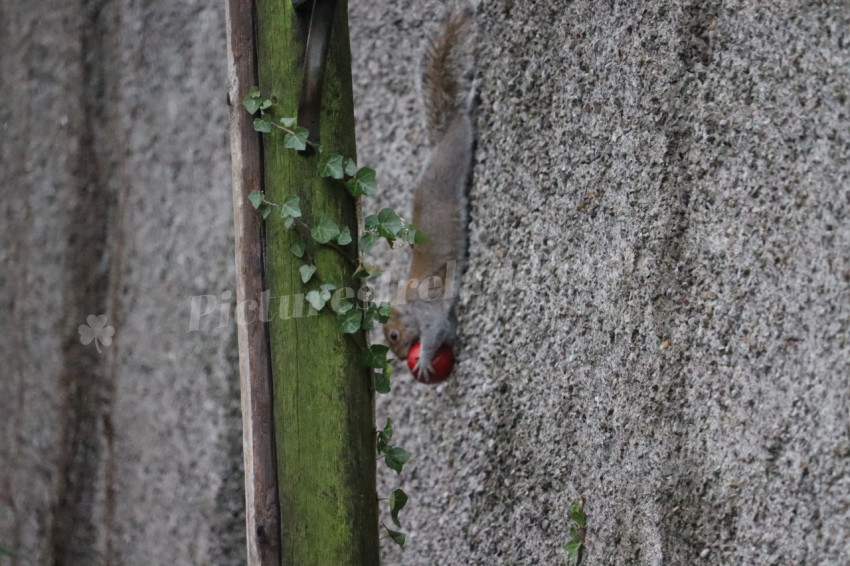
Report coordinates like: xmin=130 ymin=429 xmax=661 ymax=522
xmin=255 ymin=1 xmax=380 ymax=565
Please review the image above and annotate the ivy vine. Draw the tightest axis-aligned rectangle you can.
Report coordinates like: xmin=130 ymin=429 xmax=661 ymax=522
xmin=244 ymin=86 xmax=412 ymax=548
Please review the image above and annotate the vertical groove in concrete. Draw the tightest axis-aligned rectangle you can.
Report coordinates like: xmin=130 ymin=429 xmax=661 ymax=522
xmin=2 ymin=0 xmax=243 ymax=562
xmin=49 ymin=0 xmax=123 ymax=563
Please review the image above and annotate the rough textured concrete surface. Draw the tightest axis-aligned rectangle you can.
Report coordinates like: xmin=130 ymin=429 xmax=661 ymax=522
xmin=352 ymin=1 xmax=850 ymax=565
xmin=2 ymin=0 xmax=848 ymax=565
xmin=1 ymin=0 xmax=244 ymax=564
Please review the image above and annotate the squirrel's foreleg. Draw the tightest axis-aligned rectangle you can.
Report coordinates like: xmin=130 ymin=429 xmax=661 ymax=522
xmin=413 ymin=309 xmax=452 ymax=383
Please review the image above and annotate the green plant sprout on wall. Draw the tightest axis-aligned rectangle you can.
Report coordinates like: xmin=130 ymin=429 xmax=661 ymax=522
xmin=564 ymin=498 xmax=587 ymax=565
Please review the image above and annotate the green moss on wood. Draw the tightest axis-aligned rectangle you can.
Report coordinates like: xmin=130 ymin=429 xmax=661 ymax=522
xmin=255 ymin=2 xmax=379 ymax=564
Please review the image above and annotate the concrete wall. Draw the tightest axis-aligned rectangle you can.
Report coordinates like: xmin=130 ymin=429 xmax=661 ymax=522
xmin=356 ymin=1 xmax=850 ymax=565
xmin=0 ymin=0 xmax=243 ymax=564
xmin=1 ymin=0 xmax=847 ymax=565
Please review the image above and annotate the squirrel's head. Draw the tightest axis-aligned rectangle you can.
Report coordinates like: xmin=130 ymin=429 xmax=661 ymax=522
xmin=382 ymin=305 xmax=419 ymax=360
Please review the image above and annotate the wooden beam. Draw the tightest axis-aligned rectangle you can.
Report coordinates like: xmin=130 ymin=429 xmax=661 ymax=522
xmin=255 ymin=0 xmax=380 ymax=563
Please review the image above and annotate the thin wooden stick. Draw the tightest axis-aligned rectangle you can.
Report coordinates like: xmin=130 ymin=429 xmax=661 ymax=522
xmin=224 ymin=0 xmax=280 ymax=564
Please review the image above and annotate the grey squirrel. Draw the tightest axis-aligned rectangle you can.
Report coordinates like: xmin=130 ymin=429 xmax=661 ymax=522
xmin=382 ymin=10 xmax=475 ymax=382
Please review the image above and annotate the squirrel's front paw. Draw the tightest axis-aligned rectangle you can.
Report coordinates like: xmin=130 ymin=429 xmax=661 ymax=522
xmin=413 ymin=357 xmax=435 ymax=383
xmin=407 ymin=342 xmax=454 ymax=384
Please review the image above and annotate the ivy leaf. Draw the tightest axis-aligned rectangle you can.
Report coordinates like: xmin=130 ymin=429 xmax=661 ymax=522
xmin=400 ymin=224 xmax=427 ymax=245
xmin=248 ymin=191 xmax=264 ymax=209
xmin=377 ymin=417 xmax=393 ymax=453
xmin=337 ymin=308 xmax=362 ymax=334
xmin=362 ymin=301 xmax=390 ymax=329
xmin=284 ymin=217 xmax=294 ymax=229
xmin=377 ymin=302 xmax=393 ymax=323
xmin=337 ymin=226 xmax=352 ymax=246
xmin=253 ymin=117 xmax=272 ymax=133
xmin=280 ymin=195 xmax=302 ymax=218
xmin=345 ymin=167 xmax=378 ymax=196
xmin=384 ymin=526 xmax=406 ymax=548
xmin=290 ymin=239 xmax=305 ymax=259
xmin=284 ymin=126 xmax=309 ymax=150
xmin=384 ymin=446 xmax=411 ymax=474
xmin=344 ymin=158 xmax=358 ymax=177
xmin=305 ymin=289 xmax=331 ymax=312
xmin=356 ymin=167 xmax=378 ymax=194
xmin=311 ymin=215 xmax=341 ymax=244
xmin=361 ymin=344 xmax=390 ymax=368
xmin=360 ymin=263 xmax=381 ymax=276
xmin=299 ymin=264 xmax=316 ymax=284
xmin=335 ymin=300 xmax=354 ymax=314
xmin=361 ymin=304 xmax=377 ymax=330
xmin=378 ymin=208 xmax=404 ymax=236
xmin=259 ymin=203 xmax=272 ymax=219
xmin=390 ymin=489 xmax=408 ymax=528
xmin=320 ymin=282 xmax=337 ymax=292
xmin=377 ymin=208 xmax=405 ymax=247
xmin=280 ymin=117 xmax=296 ymax=127
xmin=318 ymin=153 xmax=345 ymax=179
xmin=243 ymin=96 xmax=261 ymax=115
xmin=364 ymin=214 xmax=379 ymax=232
xmin=564 ymin=540 xmax=582 ymax=562
xmin=359 ymin=232 xmax=380 ymax=255
xmin=399 ymin=226 xmax=415 ymax=244
xmin=248 ymin=86 xmax=261 ymax=98
xmin=570 ymin=502 xmax=587 ymax=528
xmin=374 ymin=371 xmax=391 ymax=394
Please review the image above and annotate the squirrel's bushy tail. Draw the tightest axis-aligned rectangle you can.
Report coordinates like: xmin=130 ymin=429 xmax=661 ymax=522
xmin=423 ymin=9 xmax=475 ymax=144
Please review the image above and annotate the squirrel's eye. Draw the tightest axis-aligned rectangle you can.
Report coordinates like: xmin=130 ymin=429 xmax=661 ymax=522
xmin=390 ymin=331 xmax=399 ymax=341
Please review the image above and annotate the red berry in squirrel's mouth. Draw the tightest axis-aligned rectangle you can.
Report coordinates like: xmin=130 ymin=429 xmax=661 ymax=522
xmin=407 ymin=342 xmax=455 ymax=384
